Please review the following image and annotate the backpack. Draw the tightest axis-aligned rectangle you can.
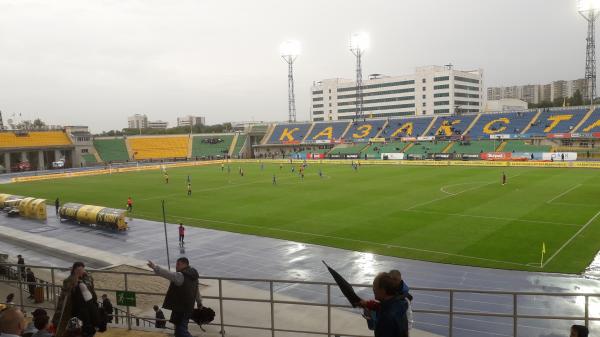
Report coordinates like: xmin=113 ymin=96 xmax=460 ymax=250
xmin=191 ymin=306 xmax=215 ymax=326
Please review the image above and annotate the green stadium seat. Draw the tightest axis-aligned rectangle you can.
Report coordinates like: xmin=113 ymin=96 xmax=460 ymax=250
xmin=503 ymin=141 xmax=552 ymax=153
xmin=93 ymin=138 xmax=129 ymax=162
xmin=451 ymin=141 xmax=498 ymax=154
xmin=329 ymin=144 xmax=368 ymax=155
xmin=232 ymin=134 xmax=247 ymax=158
xmin=191 ymin=135 xmax=234 ymax=158
xmin=404 ymin=141 xmax=450 ymax=155
xmin=361 ymin=141 xmax=409 ymax=158
xmin=82 ymin=154 xmax=98 ymax=164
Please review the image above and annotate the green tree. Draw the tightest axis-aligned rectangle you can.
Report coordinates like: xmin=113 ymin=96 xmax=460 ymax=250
xmin=32 ymin=118 xmax=46 ymax=129
xmin=570 ymin=89 xmax=583 ymax=106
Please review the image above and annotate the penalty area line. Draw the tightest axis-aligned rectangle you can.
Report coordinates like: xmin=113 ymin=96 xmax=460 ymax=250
xmin=545 ymin=183 xmax=582 ymax=204
xmin=542 ymin=209 xmax=600 ymax=268
xmin=134 ymin=211 xmax=532 ymax=268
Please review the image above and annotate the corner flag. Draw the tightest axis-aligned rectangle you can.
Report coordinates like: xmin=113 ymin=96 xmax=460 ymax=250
xmin=542 ymin=242 xmax=546 ymax=254
xmin=540 ymin=242 xmax=546 ymax=267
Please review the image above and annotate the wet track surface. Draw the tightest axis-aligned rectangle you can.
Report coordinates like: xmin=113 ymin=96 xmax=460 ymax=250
xmin=1 ymin=208 xmax=599 ymax=337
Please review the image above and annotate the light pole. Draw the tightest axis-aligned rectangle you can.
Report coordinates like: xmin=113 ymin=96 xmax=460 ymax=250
xmin=578 ymin=0 xmax=600 ymax=105
xmin=349 ymin=32 xmax=369 ymax=121
xmin=280 ymin=40 xmax=301 ymax=123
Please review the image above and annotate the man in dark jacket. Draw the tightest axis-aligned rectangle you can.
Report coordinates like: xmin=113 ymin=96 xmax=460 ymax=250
xmin=26 ymin=268 xmax=36 ymax=298
xmin=17 ymin=255 xmax=25 ymax=280
xmin=154 ymin=305 xmax=166 ymax=328
xmin=101 ymin=294 xmax=113 ymax=323
xmin=365 ymin=272 xmax=409 ymax=337
xmin=148 ymin=257 xmax=201 ymax=337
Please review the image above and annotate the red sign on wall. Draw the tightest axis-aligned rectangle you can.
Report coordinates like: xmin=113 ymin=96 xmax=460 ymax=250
xmin=480 ymin=152 xmax=512 ymax=161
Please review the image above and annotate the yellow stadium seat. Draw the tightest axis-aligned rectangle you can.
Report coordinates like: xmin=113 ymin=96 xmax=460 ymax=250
xmin=0 ymin=131 xmax=72 ymax=149
xmin=128 ymin=136 xmax=189 ymax=160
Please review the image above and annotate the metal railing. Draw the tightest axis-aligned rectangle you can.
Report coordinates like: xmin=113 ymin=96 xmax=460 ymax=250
xmin=1 ymin=262 xmax=599 ymax=337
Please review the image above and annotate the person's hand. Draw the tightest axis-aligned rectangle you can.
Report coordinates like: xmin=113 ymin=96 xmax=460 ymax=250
xmin=358 ymin=300 xmax=369 ymax=308
xmin=147 ymin=261 xmax=156 ymax=270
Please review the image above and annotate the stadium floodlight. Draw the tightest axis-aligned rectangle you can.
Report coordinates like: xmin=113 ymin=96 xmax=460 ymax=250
xmin=350 ymin=32 xmax=370 ymax=52
xmin=280 ymin=40 xmax=301 ymax=58
xmin=578 ymin=0 xmax=600 ymax=105
xmin=578 ymin=0 xmax=600 ymax=11
xmin=280 ymin=40 xmax=301 ymax=123
xmin=349 ymin=32 xmax=369 ymax=121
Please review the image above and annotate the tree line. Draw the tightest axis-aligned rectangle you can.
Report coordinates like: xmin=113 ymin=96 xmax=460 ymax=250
xmin=94 ymin=123 xmax=234 ymax=137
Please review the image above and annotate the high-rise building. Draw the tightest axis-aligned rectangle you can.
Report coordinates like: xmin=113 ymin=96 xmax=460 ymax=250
xmin=487 ymin=78 xmax=588 ymax=104
xmin=520 ymin=85 xmax=539 ymax=104
xmin=539 ymin=84 xmax=552 ymax=103
xmin=310 ymin=65 xmax=484 ymax=121
xmin=127 ymin=114 xmax=148 ymax=129
xmin=148 ymin=120 xmax=168 ymax=129
xmin=177 ymin=116 xmax=205 ymax=127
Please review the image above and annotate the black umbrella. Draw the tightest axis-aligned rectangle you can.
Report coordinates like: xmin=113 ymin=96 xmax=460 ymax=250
xmin=322 ymin=260 xmax=362 ymax=307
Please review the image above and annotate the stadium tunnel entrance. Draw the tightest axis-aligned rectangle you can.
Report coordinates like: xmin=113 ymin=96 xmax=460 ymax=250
xmin=1 ymin=148 xmax=73 ymax=172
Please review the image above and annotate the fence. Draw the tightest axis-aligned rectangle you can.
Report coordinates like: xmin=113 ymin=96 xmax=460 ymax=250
xmin=0 ymin=262 xmax=599 ymax=337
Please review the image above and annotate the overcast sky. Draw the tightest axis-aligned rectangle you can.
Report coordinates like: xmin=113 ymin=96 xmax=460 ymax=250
xmin=0 ymin=0 xmax=590 ymax=132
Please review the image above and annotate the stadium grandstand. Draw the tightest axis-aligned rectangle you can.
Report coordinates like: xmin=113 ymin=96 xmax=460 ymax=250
xmin=342 ymin=119 xmax=386 ymax=141
xmin=0 ymin=130 xmax=74 ymax=172
xmin=252 ymin=106 xmax=600 ymax=160
xmin=5 ymin=106 xmax=600 ymax=171
xmin=467 ymin=110 xmax=536 ymax=138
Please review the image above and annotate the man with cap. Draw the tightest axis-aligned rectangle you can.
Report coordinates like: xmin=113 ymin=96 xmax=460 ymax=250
xmin=148 ymin=258 xmax=202 ymax=337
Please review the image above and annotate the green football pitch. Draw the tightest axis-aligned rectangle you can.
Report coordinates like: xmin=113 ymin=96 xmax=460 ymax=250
xmin=2 ymin=162 xmax=600 ymax=274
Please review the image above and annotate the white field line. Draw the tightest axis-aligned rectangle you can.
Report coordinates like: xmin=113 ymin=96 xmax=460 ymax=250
xmin=138 ymin=172 xmax=329 ymax=201
xmin=405 ymin=209 xmax=581 ymax=228
xmin=545 ymin=183 xmax=582 ymax=204
xmin=550 ymin=201 xmax=598 ymax=207
xmin=406 ymin=172 xmax=525 ymax=211
xmin=439 ymin=181 xmax=488 ymax=196
xmin=542 ymin=209 xmax=600 ymax=268
xmin=133 ymin=211 xmax=532 ymax=268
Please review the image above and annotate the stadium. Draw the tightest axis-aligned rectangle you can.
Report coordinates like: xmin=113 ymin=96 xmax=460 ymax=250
xmin=1 ymin=1 xmax=600 ymax=337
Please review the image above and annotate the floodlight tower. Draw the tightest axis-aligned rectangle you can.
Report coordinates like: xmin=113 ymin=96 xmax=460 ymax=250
xmin=579 ymin=0 xmax=600 ymax=105
xmin=350 ymin=32 xmax=369 ymax=121
xmin=280 ymin=40 xmax=301 ymax=123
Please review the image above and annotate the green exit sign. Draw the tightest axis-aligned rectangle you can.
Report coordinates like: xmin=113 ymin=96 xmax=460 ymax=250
xmin=116 ymin=290 xmax=136 ymax=307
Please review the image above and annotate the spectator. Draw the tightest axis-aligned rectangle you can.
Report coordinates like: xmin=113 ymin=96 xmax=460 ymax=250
xmin=153 ymin=305 xmax=166 ymax=328
xmin=101 ymin=294 xmax=113 ymax=323
xmin=96 ymin=302 xmax=109 ymax=333
xmin=17 ymin=255 xmax=25 ymax=280
xmin=52 ymin=262 xmax=98 ymax=337
xmin=389 ymin=270 xmax=413 ymax=332
xmin=178 ymin=223 xmax=185 ymax=246
xmin=31 ymin=313 xmax=52 ymax=337
xmin=364 ymin=272 xmax=409 ymax=337
xmin=571 ymin=325 xmax=589 ymax=337
xmin=23 ymin=308 xmax=48 ymax=337
xmin=147 ymin=257 xmax=202 ymax=337
xmin=5 ymin=294 xmax=15 ymax=307
xmin=55 ymin=198 xmax=60 ymax=216
xmin=26 ymin=268 xmax=36 ymax=299
xmin=0 ymin=307 xmax=27 ymax=337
